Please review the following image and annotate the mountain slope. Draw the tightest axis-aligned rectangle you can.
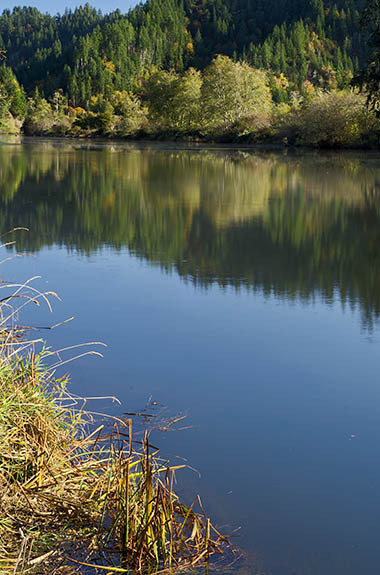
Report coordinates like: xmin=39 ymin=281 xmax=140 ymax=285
xmin=0 ymin=0 xmax=367 ymax=104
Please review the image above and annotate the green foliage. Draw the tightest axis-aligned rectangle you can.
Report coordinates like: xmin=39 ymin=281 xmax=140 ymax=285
xmin=0 ymin=0 xmax=367 ymax=106
xmin=201 ymin=55 xmax=272 ymax=133
xmin=111 ymin=90 xmax=149 ymax=135
xmin=0 ymin=1 xmax=376 ymax=141
xmin=0 ymin=4 xmax=103 ymax=95
xmin=174 ymin=68 xmax=203 ymax=131
xmin=143 ymin=67 xmax=202 ymax=131
xmin=0 ymin=65 xmax=26 ymax=118
xmin=292 ymin=89 xmax=377 ymax=145
xmin=353 ymin=0 xmax=380 ymax=110
xmin=24 ymin=96 xmax=55 ymax=135
xmin=17 ymin=57 xmax=379 ymax=144
xmin=24 ymin=89 xmax=74 ymax=135
xmin=0 ymin=90 xmax=9 ymax=119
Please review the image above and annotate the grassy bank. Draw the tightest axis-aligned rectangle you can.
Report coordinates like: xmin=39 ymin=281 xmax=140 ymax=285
xmin=0 ymin=278 xmax=230 ymax=574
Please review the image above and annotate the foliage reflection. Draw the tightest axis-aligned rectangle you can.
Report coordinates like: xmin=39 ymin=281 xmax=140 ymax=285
xmin=1 ymin=143 xmax=380 ymax=326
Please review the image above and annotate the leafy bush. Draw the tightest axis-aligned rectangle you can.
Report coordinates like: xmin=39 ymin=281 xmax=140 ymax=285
xmin=143 ymin=68 xmax=202 ymax=132
xmin=201 ymin=55 xmax=273 ymax=135
xmin=293 ymin=90 xmax=379 ymax=146
xmin=112 ymin=90 xmax=149 ymax=135
xmin=23 ymin=96 xmax=55 ymax=135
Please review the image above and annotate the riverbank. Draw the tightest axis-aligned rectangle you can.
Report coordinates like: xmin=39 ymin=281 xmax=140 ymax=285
xmin=2 ymin=82 xmax=380 ymax=149
xmin=3 ymin=125 xmax=380 ymax=150
xmin=3 ymin=126 xmax=380 ymax=151
xmin=0 ymin=280 xmax=229 ymax=574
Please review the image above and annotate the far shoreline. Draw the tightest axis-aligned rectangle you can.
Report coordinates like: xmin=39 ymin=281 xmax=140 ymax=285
xmin=2 ymin=131 xmax=380 ymax=153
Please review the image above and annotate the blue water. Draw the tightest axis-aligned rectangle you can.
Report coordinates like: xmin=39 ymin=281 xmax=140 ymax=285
xmin=2 ymin=140 xmax=380 ymax=574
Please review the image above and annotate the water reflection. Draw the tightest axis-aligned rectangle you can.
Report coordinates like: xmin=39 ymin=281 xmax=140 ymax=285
xmin=2 ymin=141 xmax=380 ymax=575
xmin=1 ymin=141 xmax=380 ymax=326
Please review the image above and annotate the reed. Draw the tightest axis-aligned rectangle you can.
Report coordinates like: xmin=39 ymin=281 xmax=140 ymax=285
xmin=0 ymin=275 xmax=231 ymax=574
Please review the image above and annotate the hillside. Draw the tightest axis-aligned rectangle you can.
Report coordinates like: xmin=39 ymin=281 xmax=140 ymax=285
xmin=0 ymin=0 xmax=366 ymax=104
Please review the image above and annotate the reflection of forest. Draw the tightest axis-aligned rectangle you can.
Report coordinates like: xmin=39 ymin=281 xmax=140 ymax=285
xmin=1 ymin=143 xmax=380 ymax=325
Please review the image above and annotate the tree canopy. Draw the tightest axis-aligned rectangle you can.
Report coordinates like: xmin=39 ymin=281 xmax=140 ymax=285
xmin=0 ymin=0 xmax=367 ymax=105
xmin=354 ymin=0 xmax=380 ymax=110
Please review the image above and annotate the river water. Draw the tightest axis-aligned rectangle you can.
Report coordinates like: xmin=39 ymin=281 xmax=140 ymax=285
xmin=2 ymin=139 xmax=380 ymax=575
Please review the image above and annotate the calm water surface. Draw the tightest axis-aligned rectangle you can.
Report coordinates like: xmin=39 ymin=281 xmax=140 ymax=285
xmin=2 ymin=139 xmax=380 ymax=575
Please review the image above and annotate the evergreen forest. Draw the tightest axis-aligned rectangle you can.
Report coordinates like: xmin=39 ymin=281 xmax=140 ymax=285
xmin=0 ymin=0 xmax=379 ymax=145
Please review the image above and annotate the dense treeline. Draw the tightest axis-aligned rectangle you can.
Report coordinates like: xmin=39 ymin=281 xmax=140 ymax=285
xmin=0 ymin=0 xmax=379 ymax=145
xmin=0 ymin=55 xmax=378 ymax=146
xmin=0 ymin=0 xmax=366 ymax=103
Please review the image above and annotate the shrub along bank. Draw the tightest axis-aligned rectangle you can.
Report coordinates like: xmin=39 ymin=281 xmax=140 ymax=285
xmin=0 ymin=55 xmax=379 ymax=148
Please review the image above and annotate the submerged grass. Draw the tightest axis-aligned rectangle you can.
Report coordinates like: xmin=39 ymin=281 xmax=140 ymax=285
xmin=0 ymin=274 xmax=232 ymax=574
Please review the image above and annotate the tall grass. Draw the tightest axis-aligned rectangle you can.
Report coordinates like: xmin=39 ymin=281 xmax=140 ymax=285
xmin=0 ymin=272 xmax=231 ymax=574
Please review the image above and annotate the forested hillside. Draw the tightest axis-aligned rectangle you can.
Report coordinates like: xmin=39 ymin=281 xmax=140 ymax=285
xmin=0 ymin=0 xmax=378 ymax=145
xmin=0 ymin=0 xmax=366 ymax=102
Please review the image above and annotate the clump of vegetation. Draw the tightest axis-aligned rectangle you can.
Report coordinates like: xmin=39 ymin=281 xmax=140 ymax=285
xmin=200 ymin=55 xmax=272 ymax=136
xmin=0 ymin=64 xmax=26 ymax=134
xmin=0 ymin=276 xmax=231 ymax=574
xmin=282 ymin=89 xmax=379 ymax=146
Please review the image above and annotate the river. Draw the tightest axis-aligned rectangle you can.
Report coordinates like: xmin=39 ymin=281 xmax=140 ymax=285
xmin=2 ymin=138 xmax=380 ymax=575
